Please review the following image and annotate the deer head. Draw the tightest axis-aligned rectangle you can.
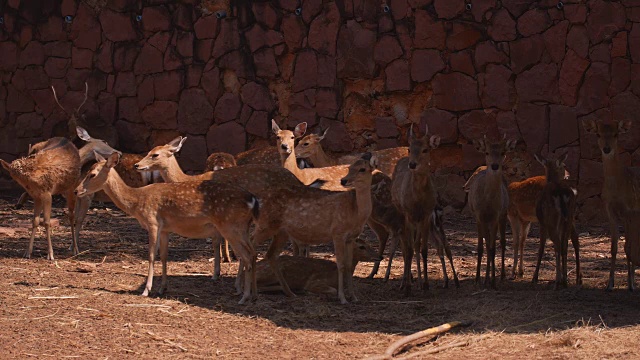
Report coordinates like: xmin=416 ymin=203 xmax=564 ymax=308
xmin=75 ymin=152 xmax=121 ymax=197
xmin=353 ymin=238 xmax=383 ymax=263
xmin=407 ymin=124 xmax=441 ymax=172
xmin=473 ymin=135 xmax=517 ymax=173
xmin=294 ymin=127 xmax=329 ymax=159
xmin=207 ymin=152 xmax=237 ymax=171
xmin=534 ymin=152 xmax=569 ymax=183
xmin=272 ymin=119 xmax=307 ymax=156
xmin=52 ymin=82 xmax=89 ymax=139
xmin=135 ymin=136 xmax=188 ymax=171
xmin=582 ymin=119 xmax=631 ymax=157
xmin=340 ymin=152 xmax=378 ymax=187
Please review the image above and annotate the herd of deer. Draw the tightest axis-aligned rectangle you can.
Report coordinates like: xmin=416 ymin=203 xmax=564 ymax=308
xmin=1 ymin=84 xmax=639 ymax=304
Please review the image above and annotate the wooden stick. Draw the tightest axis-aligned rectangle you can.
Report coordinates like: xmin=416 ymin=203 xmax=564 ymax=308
xmin=28 ymin=296 xmax=79 ymax=300
xmin=396 ymin=334 xmax=493 ymax=359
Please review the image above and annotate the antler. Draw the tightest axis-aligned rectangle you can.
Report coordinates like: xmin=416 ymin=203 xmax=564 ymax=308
xmin=75 ymin=82 xmax=89 ymax=114
xmin=51 ymin=85 xmax=67 ymax=113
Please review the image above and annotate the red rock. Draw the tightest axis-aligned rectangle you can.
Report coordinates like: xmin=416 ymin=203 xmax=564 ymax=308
xmin=279 ymin=0 xmax=298 ymax=12
xmin=395 ymin=21 xmax=413 ymax=56
xmin=302 ymin=0 xmax=323 ymax=23
xmin=292 ymin=50 xmax=317 ymax=92
xmin=114 ymin=44 xmax=138 ymax=72
xmin=69 ymin=4 xmax=101 ymax=51
xmin=628 ymin=7 xmax=640 ymax=22
xmin=564 ymin=4 xmax=587 ymax=24
xmin=96 ymin=41 xmax=113 ymax=73
xmin=142 ymin=6 xmax=171 ymax=32
xmin=115 ymin=120 xmax=150 ymax=153
xmin=385 ymin=60 xmax=411 ymax=92
xmin=164 ymin=47 xmax=184 ymax=71
xmin=567 ymin=25 xmax=589 ymax=59
xmin=38 ymin=16 xmax=65 ymax=42
xmin=18 ymin=41 xmax=44 ymax=67
xmin=434 ymin=0 xmax=464 ymax=19
xmin=543 ymin=20 xmax=569 ymax=63
xmin=97 ymin=92 xmax=117 ymax=125
xmin=611 ymin=31 xmax=628 ymax=58
xmin=516 ymin=102 xmax=548 ymax=153
xmin=474 ymin=41 xmax=508 ymax=71
xmin=458 ymin=110 xmax=500 ymax=140
xmin=238 ymin=104 xmax=252 ymax=126
xmin=336 ymin=20 xmax=376 ymax=78
xmin=317 ymin=54 xmax=337 ymax=88
xmin=241 ymin=82 xmax=275 ymax=112
xmin=488 ymin=8 xmax=516 ymax=42
xmin=308 ymin=2 xmax=340 ymax=56
xmin=186 ymin=65 xmax=202 ymax=88
xmin=586 ymin=0 xmax=626 ymax=44
xmin=245 ymin=25 xmax=284 ymax=53
xmin=44 ymin=58 xmax=69 ymax=79
xmin=374 ymin=35 xmax=403 ymax=66
xmin=449 ymin=50 xmax=475 ymax=76
xmin=253 ymin=2 xmax=279 ymax=29
xmin=316 ymin=88 xmax=340 ymax=118
xmin=495 ymin=111 xmax=520 ymax=140
xmin=375 ymin=117 xmax=399 ymax=138
xmin=113 ymin=72 xmax=136 ymax=97
xmin=134 ymin=43 xmax=164 ymax=75
xmin=7 ymin=85 xmax=35 ymax=113
xmin=576 ymin=62 xmax=610 ymax=115
xmin=579 ymin=108 xmax=612 ymax=159
xmin=611 ymin=92 xmax=640 ymax=151
xmin=447 ymin=23 xmax=482 ymax=51
xmin=153 ymin=71 xmax=183 ymax=101
xmin=178 ymin=89 xmax=214 ymax=135
xmin=67 ymin=68 xmax=92 ymax=91
xmin=254 ymin=48 xmax=279 ymax=78
xmin=148 ymin=32 xmax=171 ymax=53
xmin=195 ymin=39 xmax=213 ymax=63
xmin=559 ymin=49 xmax=589 ymax=106
xmin=471 ymin=0 xmax=496 ymax=21
xmin=212 ymin=19 xmax=240 ymax=59
xmin=206 ymin=121 xmax=246 ymax=155
xmin=281 ymin=14 xmax=306 ymax=52
xmin=318 ymin=118 xmax=353 ymax=152
xmin=214 ymin=93 xmax=241 ymax=124
xmin=71 ymin=47 xmax=92 ymax=69
xmin=501 ymin=0 xmax=534 ymax=17
xmin=479 ymin=64 xmax=514 ymax=110
xmin=414 ymin=9 xmax=446 ymax=49
xmin=411 ymin=49 xmax=444 ymax=82
xmin=246 ymin=111 xmax=269 ymax=138
xmin=172 ymin=4 xmax=193 ymax=31
xmin=631 ymin=23 xmax=640 ymax=63
xmin=631 ymin=64 xmax=640 ymax=97
xmin=134 ymin=76 xmax=153 ymax=110
xmin=20 ymin=67 xmax=50 ymax=90
xmin=176 ymin=31 xmax=194 ymax=58
xmin=590 ymin=43 xmax=611 ymax=63
xmin=0 ymin=42 xmax=18 ymax=71
xmin=100 ymin=9 xmax=137 ymax=42
xmin=419 ymin=108 xmax=457 ymax=143
xmin=548 ymin=105 xmax=578 ymax=150
xmin=509 ymin=35 xmax=545 ymax=74
xmin=289 ymin=89 xmax=317 ymax=127
xmin=609 ymin=58 xmax=631 ymax=97
xmin=194 ymin=15 xmax=219 ymax=39
xmin=515 ymin=63 xmax=560 ymax=103
xmin=201 ymin=67 xmax=222 ymax=107
xmin=44 ymin=41 xmax=72 ymax=58
xmin=578 ymin=159 xmax=603 ymax=200
xmin=177 ymin=135 xmax=207 ymax=172
xmin=517 ymin=9 xmax=551 ymax=37
xmin=432 ymin=72 xmax=481 ymax=111
xmin=118 ymin=97 xmax=141 ymax=123
xmin=378 ymin=15 xmax=394 ymax=33
xmin=140 ymin=101 xmax=177 ymax=130
xmin=15 ymin=112 xmax=44 ymax=137
xmin=30 ymin=88 xmax=56 ymax=117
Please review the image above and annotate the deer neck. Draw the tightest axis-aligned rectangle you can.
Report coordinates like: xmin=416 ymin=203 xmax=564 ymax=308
xmin=484 ymin=168 xmax=504 ymax=196
xmin=282 ymin=148 xmax=306 ymax=181
xmin=160 ymin=156 xmax=193 ymax=183
xmin=310 ymin=147 xmax=337 ymax=167
xmin=602 ymin=151 xmax=625 ymax=188
xmin=78 ymin=145 xmax=95 ymax=166
xmin=101 ymin=168 xmax=140 ymax=215
xmin=354 ymin=176 xmax=374 ymax=223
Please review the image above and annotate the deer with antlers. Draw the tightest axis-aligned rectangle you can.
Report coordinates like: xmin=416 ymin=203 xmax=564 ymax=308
xmin=531 ymin=153 xmax=579 ymax=288
xmin=75 ymin=152 xmax=261 ymax=303
xmin=1 ymin=137 xmax=81 ymax=260
xmin=468 ymin=135 xmax=517 ymax=288
xmin=583 ymin=119 xmax=640 ymax=291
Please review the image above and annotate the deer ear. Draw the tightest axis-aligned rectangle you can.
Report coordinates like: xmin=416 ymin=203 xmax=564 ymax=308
xmin=582 ymin=118 xmax=598 ymax=134
xmin=408 ymin=124 xmax=416 ymax=142
xmin=558 ymin=152 xmax=569 ymax=164
xmin=619 ymin=119 xmax=632 ymax=134
xmin=429 ymin=135 xmax=441 ymax=149
xmin=369 ymin=154 xmax=379 ymax=169
xmin=534 ymin=153 xmax=546 ymax=166
xmin=94 ymin=151 xmax=106 ymax=163
xmin=294 ymin=122 xmax=307 ymax=138
xmin=506 ymin=139 xmax=517 ymax=151
xmin=0 ymin=159 xmax=10 ymax=171
xmin=271 ymin=119 xmax=281 ymax=135
xmin=319 ymin=127 xmax=330 ymax=141
xmin=76 ymin=127 xmax=91 ymax=141
xmin=167 ymin=136 xmax=186 ymax=153
xmin=473 ymin=139 xmax=485 ymax=153
xmin=105 ymin=152 xmax=120 ymax=168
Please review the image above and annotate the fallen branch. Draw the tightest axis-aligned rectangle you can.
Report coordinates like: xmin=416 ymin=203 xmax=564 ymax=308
xmin=364 ymin=321 xmax=472 ymax=360
xmin=396 ymin=333 xmax=493 ymax=359
xmin=28 ymin=296 xmax=79 ymax=300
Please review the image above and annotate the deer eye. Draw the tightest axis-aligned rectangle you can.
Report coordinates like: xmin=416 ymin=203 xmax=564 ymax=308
xmin=485 ymin=152 xmax=489 ymax=155
xmin=152 ymin=154 xmax=159 ymax=158
xmin=303 ymin=143 xmax=309 ymax=146
xmin=422 ymin=149 xmax=428 ymax=153
xmin=359 ymin=168 xmax=365 ymax=173
xmin=290 ymin=136 xmax=295 ymax=140
xmin=89 ymin=174 xmax=96 ymax=179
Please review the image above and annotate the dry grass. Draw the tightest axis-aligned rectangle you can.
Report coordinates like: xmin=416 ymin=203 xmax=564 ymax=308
xmin=0 ymin=192 xmax=639 ymax=359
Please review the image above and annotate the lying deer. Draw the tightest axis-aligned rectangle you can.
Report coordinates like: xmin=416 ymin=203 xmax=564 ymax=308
xmin=391 ymin=125 xmax=441 ymax=295
xmin=532 ymin=153 xmax=579 ymax=289
xmin=1 ymin=137 xmax=81 ymax=260
xmin=468 ymin=135 xmax=516 ymax=288
xmin=75 ymin=152 xmax=260 ymax=304
xmin=583 ymin=119 xmax=640 ymax=291
xmin=256 ymin=238 xmax=382 ymax=295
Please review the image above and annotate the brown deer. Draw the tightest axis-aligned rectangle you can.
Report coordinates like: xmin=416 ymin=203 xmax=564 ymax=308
xmin=531 ymin=153 xmax=579 ymax=289
xmin=75 ymin=152 xmax=260 ymax=304
xmin=582 ymin=119 xmax=640 ymax=291
xmin=391 ymin=125 xmax=441 ymax=295
xmin=206 ymin=152 xmax=237 ymax=171
xmin=1 ymin=137 xmax=81 ymax=260
xmin=256 ymin=238 xmax=381 ymax=295
xmin=468 ymin=135 xmax=516 ymax=288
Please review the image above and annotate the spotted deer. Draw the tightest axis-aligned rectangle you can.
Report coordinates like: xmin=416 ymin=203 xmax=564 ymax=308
xmin=468 ymin=135 xmax=516 ymax=288
xmin=75 ymin=152 xmax=260 ymax=304
xmin=1 ymin=137 xmax=81 ymax=260
xmin=256 ymin=238 xmax=381 ymax=295
xmin=531 ymin=153 xmax=579 ymax=289
xmin=391 ymin=125 xmax=442 ymax=295
xmin=583 ymin=119 xmax=640 ymax=291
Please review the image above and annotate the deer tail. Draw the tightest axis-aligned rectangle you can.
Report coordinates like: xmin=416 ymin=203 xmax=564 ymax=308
xmin=247 ymin=194 xmax=260 ymax=220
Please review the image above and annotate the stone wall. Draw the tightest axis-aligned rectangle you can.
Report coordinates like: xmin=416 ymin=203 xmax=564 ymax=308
xmin=0 ymin=0 xmax=639 ymax=224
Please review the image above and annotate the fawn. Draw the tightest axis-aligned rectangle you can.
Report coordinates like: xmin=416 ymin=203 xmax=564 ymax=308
xmin=391 ymin=125 xmax=441 ymax=295
xmin=75 ymin=152 xmax=260 ymax=304
xmin=1 ymin=137 xmax=81 ymax=260
xmin=468 ymin=135 xmax=516 ymax=288
xmin=531 ymin=153 xmax=579 ymax=288
xmin=583 ymin=119 xmax=640 ymax=291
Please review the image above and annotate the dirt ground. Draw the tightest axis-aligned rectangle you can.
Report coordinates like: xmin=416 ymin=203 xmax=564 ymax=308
xmin=1 ymin=191 xmax=640 ymax=360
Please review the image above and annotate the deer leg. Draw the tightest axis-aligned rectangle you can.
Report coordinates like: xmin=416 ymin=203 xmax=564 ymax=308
xmin=367 ymin=220 xmax=389 ymax=279
xmin=158 ymin=231 xmax=170 ymax=295
xmin=606 ymin=210 xmax=620 ymax=292
xmin=26 ymin=199 xmax=44 ymax=259
xmin=221 ymin=238 xmax=231 ymax=262
xmin=345 ymin=238 xmax=358 ymax=302
xmin=414 ymin=229 xmax=423 ymax=291
xmin=570 ymin=226 xmax=582 ymax=286
xmin=532 ymin=227 xmax=547 ymax=284
xmin=16 ymin=191 xmax=29 ymax=209
xmin=73 ymin=194 xmax=92 ymax=250
xmin=384 ymin=231 xmax=400 ymax=282
xmin=42 ymin=195 xmax=54 ymax=261
xmin=142 ymin=225 xmax=159 ymax=296
xmin=421 ymin=220 xmax=432 ymax=291
xmin=519 ymin=222 xmax=531 ymax=277
xmin=65 ymin=191 xmax=78 ymax=255
xmin=265 ymin=231 xmax=296 ymax=297
xmin=629 ymin=260 xmax=636 ymax=292
xmin=400 ymin=227 xmax=413 ymax=296
xmin=475 ymin=223 xmax=484 ymax=284
xmin=562 ymin=234 xmax=569 ymax=288
xmin=509 ymin=216 xmax=521 ymax=280
xmin=486 ymin=224 xmax=497 ymax=289
xmin=443 ymin=237 xmax=459 ymax=288
xmin=211 ymin=233 xmax=223 ymax=280
xmin=333 ymin=237 xmax=349 ymax=304
xmin=500 ymin=216 xmax=507 ymax=281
